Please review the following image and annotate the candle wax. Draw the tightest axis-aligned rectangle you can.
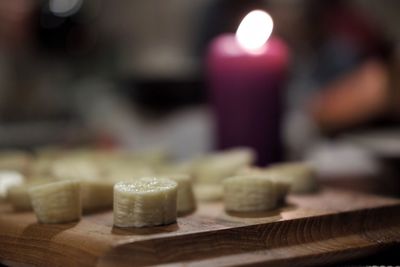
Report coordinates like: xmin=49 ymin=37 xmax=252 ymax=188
xmin=207 ymin=34 xmax=289 ymax=166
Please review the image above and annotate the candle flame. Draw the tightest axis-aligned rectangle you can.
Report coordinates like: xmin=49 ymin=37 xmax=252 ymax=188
xmin=236 ymin=10 xmax=273 ymax=51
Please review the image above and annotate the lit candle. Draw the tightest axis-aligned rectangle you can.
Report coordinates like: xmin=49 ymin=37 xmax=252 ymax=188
xmin=207 ymin=10 xmax=289 ymax=166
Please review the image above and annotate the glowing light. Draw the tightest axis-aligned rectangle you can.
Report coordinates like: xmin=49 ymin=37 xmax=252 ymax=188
xmin=49 ymin=0 xmax=82 ymax=17
xmin=236 ymin=10 xmax=273 ymax=51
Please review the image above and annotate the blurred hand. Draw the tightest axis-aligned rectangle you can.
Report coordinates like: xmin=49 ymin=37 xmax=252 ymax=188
xmin=310 ymin=60 xmax=389 ymax=131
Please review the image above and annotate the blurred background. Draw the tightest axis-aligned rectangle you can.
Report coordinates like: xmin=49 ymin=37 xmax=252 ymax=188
xmin=1 ymin=0 xmax=400 ymax=195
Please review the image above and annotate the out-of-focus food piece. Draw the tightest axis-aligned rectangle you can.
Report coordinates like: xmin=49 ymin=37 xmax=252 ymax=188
xmin=29 ymin=157 xmax=54 ymax=177
xmin=236 ymin=166 xmax=264 ymax=176
xmin=162 ymin=174 xmax=196 ymax=215
xmin=0 ymin=171 xmax=24 ymax=199
xmin=238 ymin=162 xmax=317 ymax=194
xmin=155 ymin=159 xmax=199 ymax=176
xmin=223 ymin=176 xmax=277 ymax=212
xmin=51 ymin=158 xmax=100 ymax=180
xmin=63 ymin=148 xmax=121 ymax=166
xmin=99 ymin=149 xmax=168 ymax=170
xmin=268 ymin=163 xmax=317 ymax=194
xmin=102 ymin=162 xmax=153 ymax=182
xmin=81 ymin=149 xmax=168 ymax=168
xmin=49 ymin=163 xmax=114 ymax=213
xmin=193 ymin=148 xmax=255 ymax=184
xmin=35 ymin=146 xmax=66 ymax=159
xmin=113 ymin=177 xmax=177 ymax=228
xmin=30 ymin=146 xmax=69 ymax=176
xmin=237 ymin=167 xmax=290 ymax=202
xmin=29 ymin=180 xmax=81 ymax=223
xmin=136 ymin=150 xmax=168 ymax=168
xmin=0 ymin=150 xmax=32 ymax=173
xmin=80 ymin=179 xmax=114 ymax=213
xmin=193 ymin=184 xmax=223 ymax=202
xmin=122 ymin=149 xmax=169 ymax=167
xmin=7 ymin=178 xmax=54 ymax=211
xmin=268 ymin=176 xmax=290 ymax=203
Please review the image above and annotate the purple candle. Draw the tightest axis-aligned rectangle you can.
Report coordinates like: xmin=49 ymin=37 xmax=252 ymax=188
xmin=207 ymin=10 xmax=289 ymax=166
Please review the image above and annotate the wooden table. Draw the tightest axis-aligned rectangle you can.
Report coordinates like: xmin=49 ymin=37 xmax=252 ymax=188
xmin=1 ymin=188 xmax=400 ymax=266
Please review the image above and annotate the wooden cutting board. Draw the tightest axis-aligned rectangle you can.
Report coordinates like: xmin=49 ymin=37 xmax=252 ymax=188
xmin=1 ymin=188 xmax=400 ymax=267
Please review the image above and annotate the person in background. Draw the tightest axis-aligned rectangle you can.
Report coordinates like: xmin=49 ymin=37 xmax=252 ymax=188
xmin=305 ymin=0 xmax=396 ymax=134
xmin=284 ymin=0 xmax=400 ymax=196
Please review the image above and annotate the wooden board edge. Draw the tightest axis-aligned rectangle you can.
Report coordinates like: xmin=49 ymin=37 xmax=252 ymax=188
xmin=98 ymin=204 xmax=400 ymax=267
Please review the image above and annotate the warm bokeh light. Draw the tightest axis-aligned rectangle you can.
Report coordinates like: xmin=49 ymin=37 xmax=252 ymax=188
xmin=236 ymin=10 xmax=273 ymax=51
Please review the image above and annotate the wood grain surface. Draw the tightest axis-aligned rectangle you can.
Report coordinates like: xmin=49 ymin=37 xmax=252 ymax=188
xmin=1 ymin=188 xmax=400 ymax=267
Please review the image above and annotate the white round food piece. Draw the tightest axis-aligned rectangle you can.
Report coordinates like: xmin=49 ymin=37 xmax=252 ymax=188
xmin=113 ymin=177 xmax=178 ymax=228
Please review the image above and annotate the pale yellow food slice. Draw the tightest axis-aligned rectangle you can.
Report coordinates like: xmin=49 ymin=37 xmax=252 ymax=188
xmin=236 ymin=167 xmax=290 ymax=202
xmin=29 ymin=180 xmax=81 ymax=223
xmin=193 ymin=148 xmax=255 ymax=184
xmin=102 ymin=162 xmax=153 ymax=182
xmin=51 ymin=158 xmax=100 ymax=180
xmin=113 ymin=177 xmax=177 ymax=228
xmin=161 ymin=174 xmax=196 ymax=215
xmin=155 ymin=161 xmax=196 ymax=176
xmin=267 ymin=163 xmax=317 ymax=194
xmin=0 ymin=150 xmax=32 ymax=173
xmin=193 ymin=184 xmax=223 ymax=202
xmin=268 ymin=177 xmax=291 ymax=203
xmin=29 ymin=157 xmax=55 ymax=176
xmin=223 ymin=176 xmax=277 ymax=212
